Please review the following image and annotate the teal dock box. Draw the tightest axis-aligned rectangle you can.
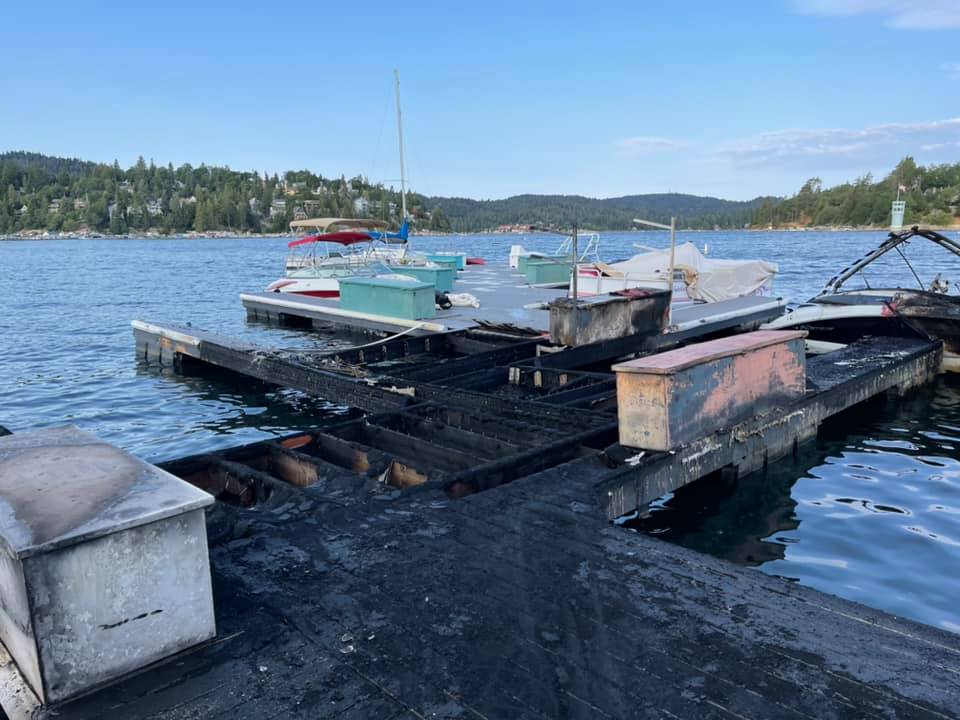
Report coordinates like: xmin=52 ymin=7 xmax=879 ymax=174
xmin=339 ymin=277 xmax=436 ymax=320
xmin=525 ymin=259 xmax=572 ymax=286
xmin=426 ymin=253 xmax=466 ymax=271
xmin=425 ymin=256 xmax=458 ymax=271
xmin=517 ymin=254 xmax=568 ymax=274
xmin=392 ymin=265 xmax=456 ymax=292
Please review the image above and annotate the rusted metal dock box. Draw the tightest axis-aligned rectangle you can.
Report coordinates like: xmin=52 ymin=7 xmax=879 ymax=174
xmin=613 ymin=330 xmax=807 ymax=450
xmin=549 ymin=289 xmax=670 ymax=346
xmin=0 ymin=426 xmax=215 ymax=705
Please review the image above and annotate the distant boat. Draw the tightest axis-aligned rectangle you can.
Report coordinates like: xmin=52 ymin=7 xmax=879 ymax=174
xmin=285 ymin=218 xmax=392 ymax=272
xmin=269 ymin=232 xmax=391 ymax=297
xmin=576 ymin=242 xmax=777 ymax=303
xmin=508 ymin=232 xmax=601 ymax=268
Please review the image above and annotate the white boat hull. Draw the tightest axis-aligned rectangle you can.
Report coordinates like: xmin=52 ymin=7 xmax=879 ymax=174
xmin=266 ymin=276 xmax=341 ymax=297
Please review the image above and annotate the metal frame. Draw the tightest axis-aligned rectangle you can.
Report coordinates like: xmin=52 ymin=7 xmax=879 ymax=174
xmin=821 ymin=226 xmax=960 ymax=296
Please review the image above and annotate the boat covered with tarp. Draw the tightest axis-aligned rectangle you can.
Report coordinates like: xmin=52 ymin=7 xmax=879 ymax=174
xmin=577 ymin=242 xmax=778 ymax=303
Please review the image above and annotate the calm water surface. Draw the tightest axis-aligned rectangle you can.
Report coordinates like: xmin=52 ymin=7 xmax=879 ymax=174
xmin=1 ymin=230 xmax=959 ymax=632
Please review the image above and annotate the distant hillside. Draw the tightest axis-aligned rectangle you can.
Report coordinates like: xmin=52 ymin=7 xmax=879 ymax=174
xmin=422 ymin=192 xmax=775 ymax=232
xmin=5 ymin=151 xmax=956 ymax=236
xmin=0 ymin=151 xmax=101 ymax=178
xmin=0 ymin=151 xmax=414 ymax=235
xmin=752 ymin=157 xmax=960 ymax=229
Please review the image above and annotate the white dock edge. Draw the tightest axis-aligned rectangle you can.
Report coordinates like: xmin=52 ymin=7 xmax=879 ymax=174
xmin=240 ymin=293 xmax=449 ymax=333
xmin=671 ymin=297 xmax=786 ymax=333
xmin=130 ymin=320 xmax=201 ymax=347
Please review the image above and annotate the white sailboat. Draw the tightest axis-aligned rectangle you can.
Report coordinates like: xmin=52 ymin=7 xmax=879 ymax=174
xmin=266 ymin=71 xmax=424 ymax=298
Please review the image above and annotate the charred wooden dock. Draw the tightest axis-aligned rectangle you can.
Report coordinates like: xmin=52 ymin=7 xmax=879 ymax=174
xmin=2 ymin=293 xmax=958 ymax=718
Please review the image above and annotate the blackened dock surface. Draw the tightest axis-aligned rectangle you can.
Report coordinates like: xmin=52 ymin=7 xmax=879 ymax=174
xmin=46 ymin=440 xmax=960 ymax=719
xmin=86 ymin=323 xmax=960 ymax=718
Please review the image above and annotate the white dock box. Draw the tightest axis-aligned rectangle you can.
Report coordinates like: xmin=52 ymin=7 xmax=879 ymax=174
xmin=0 ymin=426 xmax=215 ymax=705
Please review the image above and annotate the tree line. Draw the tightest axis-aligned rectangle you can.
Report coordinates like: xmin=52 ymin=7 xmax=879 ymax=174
xmin=2 ymin=152 xmax=957 ymax=235
xmin=0 ymin=152 xmax=434 ymax=235
xmin=752 ymin=157 xmax=960 ymax=229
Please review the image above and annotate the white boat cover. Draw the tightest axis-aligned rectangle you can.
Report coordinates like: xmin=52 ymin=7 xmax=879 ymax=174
xmin=601 ymin=242 xmax=778 ymax=303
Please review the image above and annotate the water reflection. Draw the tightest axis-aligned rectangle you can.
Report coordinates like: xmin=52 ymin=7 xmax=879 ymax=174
xmin=2 ymin=232 xmax=959 ymax=631
xmin=628 ymin=378 xmax=960 ymax=631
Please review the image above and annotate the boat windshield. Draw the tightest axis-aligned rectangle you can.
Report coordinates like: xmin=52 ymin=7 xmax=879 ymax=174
xmin=821 ymin=228 xmax=960 ymax=296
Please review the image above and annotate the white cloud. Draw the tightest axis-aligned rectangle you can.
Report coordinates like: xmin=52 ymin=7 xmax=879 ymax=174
xmin=791 ymin=0 xmax=960 ymax=28
xmin=920 ymin=141 xmax=960 ymax=152
xmin=717 ymin=118 xmax=960 ymax=166
xmin=618 ymin=137 xmax=689 ymax=154
xmin=945 ymin=63 xmax=960 ymax=79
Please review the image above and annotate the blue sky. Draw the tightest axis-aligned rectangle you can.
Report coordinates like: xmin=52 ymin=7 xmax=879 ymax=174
xmin=2 ymin=0 xmax=959 ymax=200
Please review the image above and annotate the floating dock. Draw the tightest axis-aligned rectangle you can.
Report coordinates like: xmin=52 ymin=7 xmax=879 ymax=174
xmin=3 ymin=274 xmax=959 ymax=718
xmin=241 ymin=262 xmax=786 ymax=336
xmin=9 ymin=330 xmax=959 ymax=719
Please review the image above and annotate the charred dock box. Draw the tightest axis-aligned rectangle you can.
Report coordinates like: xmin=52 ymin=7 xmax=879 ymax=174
xmin=613 ymin=330 xmax=807 ymax=450
xmin=549 ymin=289 xmax=671 ymax=347
xmin=0 ymin=426 xmax=215 ymax=706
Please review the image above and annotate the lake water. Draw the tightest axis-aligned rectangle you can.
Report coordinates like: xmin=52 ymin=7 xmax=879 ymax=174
xmin=1 ymin=229 xmax=959 ymax=632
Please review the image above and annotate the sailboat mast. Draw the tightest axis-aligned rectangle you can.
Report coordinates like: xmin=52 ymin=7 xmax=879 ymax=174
xmin=394 ymin=69 xmax=408 ymax=220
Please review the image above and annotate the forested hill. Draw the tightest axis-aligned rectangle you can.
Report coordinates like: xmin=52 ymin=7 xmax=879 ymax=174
xmin=0 ymin=151 xmax=99 ymax=178
xmin=2 ymin=151 xmax=958 ymax=235
xmin=0 ymin=152 xmax=417 ymax=235
xmin=751 ymin=157 xmax=960 ymax=229
xmin=0 ymin=150 xmax=771 ymax=235
xmin=420 ymin=193 xmax=773 ymax=232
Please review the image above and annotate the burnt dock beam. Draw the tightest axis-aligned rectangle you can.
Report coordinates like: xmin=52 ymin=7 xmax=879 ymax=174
xmin=601 ymin=335 xmax=942 ymax=519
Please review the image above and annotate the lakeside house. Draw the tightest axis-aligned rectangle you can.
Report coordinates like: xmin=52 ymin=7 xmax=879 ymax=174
xmin=269 ymin=199 xmax=286 ymax=218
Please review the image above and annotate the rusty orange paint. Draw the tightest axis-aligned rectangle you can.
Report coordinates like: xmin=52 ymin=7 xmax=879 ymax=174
xmin=613 ymin=330 xmax=807 ymax=451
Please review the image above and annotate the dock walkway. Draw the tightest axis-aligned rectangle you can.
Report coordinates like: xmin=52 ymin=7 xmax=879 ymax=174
xmin=47 ymin=424 xmax=960 ymax=719
xmin=241 ymin=263 xmax=785 ymax=336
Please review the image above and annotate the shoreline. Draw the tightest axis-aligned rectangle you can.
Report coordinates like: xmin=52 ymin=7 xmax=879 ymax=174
xmin=2 ymin=225 xmax=959 ymax=241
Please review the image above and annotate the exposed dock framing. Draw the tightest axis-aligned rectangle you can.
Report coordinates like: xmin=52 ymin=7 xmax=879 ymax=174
xmin=131 ymin=317 xmax=942 ymax=510
xmin=23 ymin=328 xmax=960 ymax=718
xmin=5 ymin=305 xmax=957 ymax=718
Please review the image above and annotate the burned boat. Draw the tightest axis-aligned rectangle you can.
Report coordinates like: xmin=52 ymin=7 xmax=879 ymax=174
xmin=765 ymin=226 xmax=960 ymax=371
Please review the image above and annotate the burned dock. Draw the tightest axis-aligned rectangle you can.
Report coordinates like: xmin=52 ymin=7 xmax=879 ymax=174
xmin=1 ymin=277 xmax=958 ymax=719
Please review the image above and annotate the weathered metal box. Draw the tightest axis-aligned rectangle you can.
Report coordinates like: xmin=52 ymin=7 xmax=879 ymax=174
xmin=339 ymin=276 xmax=436 ymax=320
xmin=549 ymin=289 xmax=670 ymax=346
xmin=613 ymin=330 xmax=807 ymax=450
xmin=525 ymin=259 xmax=572 ymax=286
xmin=0 ymin=426 xmax=215 ymax=706
xmin=390 ymin=264 xmax=456 ymax=292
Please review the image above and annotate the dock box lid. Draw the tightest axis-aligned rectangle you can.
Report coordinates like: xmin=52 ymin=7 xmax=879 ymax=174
xmin=338 ymin=277 xmax=433 ymax=290
xmin=613 ymin=330 xmax=808 ymax=375
xmin=0 ymin=426 xmax=214 ymax=560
